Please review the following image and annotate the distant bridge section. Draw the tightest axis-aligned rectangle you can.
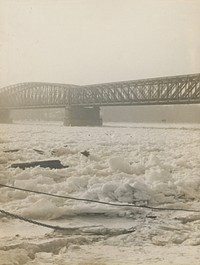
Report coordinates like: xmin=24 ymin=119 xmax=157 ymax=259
xmin=0 ymin=73 xmax=200 ymax=125
xmin=0 ymin=82 xmax=78 ymax=109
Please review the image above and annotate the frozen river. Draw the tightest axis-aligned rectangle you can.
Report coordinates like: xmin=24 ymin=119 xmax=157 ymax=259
xmin=1 ymin=121 xmax=200 ymax=264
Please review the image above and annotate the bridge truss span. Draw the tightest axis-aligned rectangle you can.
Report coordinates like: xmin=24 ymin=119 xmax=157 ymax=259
xmin=0 ymin=73 xmax=200 ymax=125
xmin=0 ymin=82 xmax=79 ymax=109
xmin=73 ymin=73 xmax=200 ymax=106
xmin=0 ymin=74 xmax=200 ymax=109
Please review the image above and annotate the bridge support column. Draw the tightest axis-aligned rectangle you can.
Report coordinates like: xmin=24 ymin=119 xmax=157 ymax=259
xmin=0 ymin=110 xmax=12 ymax=124
xmin=64 ymin=106 xmax=102 ymax=126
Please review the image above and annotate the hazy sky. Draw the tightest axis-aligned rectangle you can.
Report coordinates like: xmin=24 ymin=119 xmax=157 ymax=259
xmin=0 ymin=0 xmax=200 ymax=87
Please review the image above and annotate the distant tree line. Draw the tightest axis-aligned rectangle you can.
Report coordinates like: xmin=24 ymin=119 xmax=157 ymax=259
xmin=102 ymin=105 xmax=200 ymax=123
xmin=11 ymin=105 xmax=200 ymax=123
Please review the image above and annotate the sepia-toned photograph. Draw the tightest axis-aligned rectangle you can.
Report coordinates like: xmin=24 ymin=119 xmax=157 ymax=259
xmin=0 ymin=0 xmax=200 ymax=264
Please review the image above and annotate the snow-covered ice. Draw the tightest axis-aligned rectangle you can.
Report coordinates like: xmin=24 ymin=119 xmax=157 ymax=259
xmin=1 ymin=121 xmax=200 ymax=264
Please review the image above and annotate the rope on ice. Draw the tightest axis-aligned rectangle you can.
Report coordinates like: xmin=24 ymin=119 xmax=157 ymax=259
xmin=0 ymin=209 xmax=70 ymax=230
xmin=0 ymin=209 xmax=136 ymax=235
xmin=1 ymin=183 xmax=200 ymax=213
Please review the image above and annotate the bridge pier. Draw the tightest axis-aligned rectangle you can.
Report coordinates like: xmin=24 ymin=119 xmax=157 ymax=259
xmin=0 ymin=110 xmax=12 ymax=124
xmin=64 ymin=106 xmax=102 ymax=126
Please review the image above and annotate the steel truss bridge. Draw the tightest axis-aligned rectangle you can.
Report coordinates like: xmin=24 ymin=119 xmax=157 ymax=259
xmin=0 ymin=73 xmax=200 ymax=109
xmin=0 ymin=73 xmax=200 ymax=125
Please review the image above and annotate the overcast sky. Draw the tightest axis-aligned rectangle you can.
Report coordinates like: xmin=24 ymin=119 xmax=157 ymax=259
xmin=0 ymin=0 xmax=200 ymax=87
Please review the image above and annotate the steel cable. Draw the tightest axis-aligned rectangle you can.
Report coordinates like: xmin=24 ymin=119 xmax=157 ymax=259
xmin=0 ymin=209 xmax=70 ymax=230
xmin=1 ymin=183 xmax=200 ymax=213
